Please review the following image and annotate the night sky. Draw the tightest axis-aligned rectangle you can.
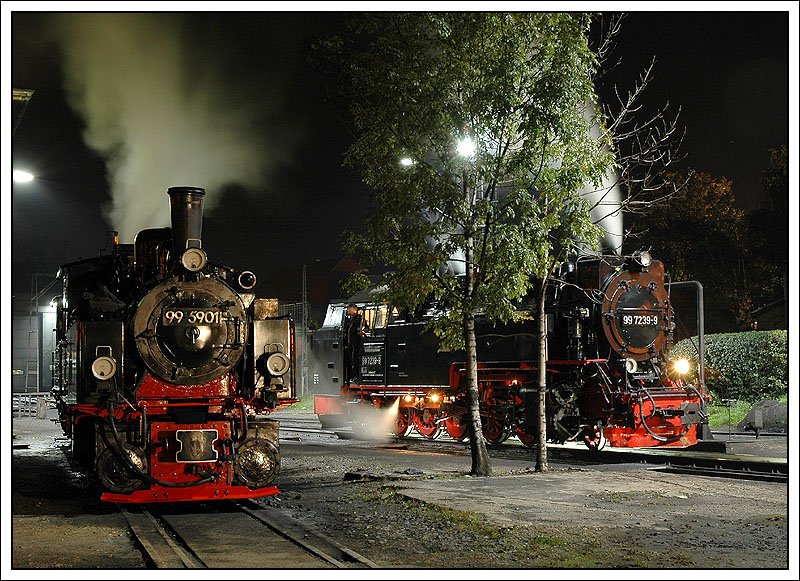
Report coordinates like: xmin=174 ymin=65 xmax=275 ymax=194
xmin=5 ymin=8 xmax=792 ymax=304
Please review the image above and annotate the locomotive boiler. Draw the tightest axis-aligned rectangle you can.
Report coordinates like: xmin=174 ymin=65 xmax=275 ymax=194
xmin=52 ymin=186 xmax=296 ymax=503
xmin=311 ymin=250 xmax=709 ymax=449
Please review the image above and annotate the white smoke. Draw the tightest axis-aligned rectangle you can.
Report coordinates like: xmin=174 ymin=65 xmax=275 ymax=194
xmin=580 ymin=101 xmax=624 ymax=254
xmin=48 ymin=13 xmax=296 ymax=241
xmin=350 ymin=397 xmax=402 ymax=442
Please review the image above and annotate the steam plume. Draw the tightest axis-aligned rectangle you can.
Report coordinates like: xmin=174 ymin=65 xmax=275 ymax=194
xmin=581 ymin=100 xmax=624 ymax=255
xmin=48 ymin=13 xmax=296 ymax=241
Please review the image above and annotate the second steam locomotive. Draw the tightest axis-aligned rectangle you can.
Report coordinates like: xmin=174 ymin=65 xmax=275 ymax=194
xmin=312 ymin=251 xmax=709 ymax=449
xmin=52 ymin=186 xmax=296 ymax=503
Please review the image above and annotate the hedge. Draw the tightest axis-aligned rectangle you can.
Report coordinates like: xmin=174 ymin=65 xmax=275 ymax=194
xmin=670 ymin=330 xmax=788 ymax=402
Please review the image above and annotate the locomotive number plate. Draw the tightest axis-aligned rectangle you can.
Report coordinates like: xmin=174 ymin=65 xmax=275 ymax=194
xmin=621 ymin=314 xmax=659 ymax=327
xmin=162 ymin=309 xmax=224 ymax=326
xmin=175 ymin=429 xmax=219 ymax=463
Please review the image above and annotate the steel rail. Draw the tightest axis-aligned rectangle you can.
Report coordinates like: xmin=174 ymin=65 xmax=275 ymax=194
xmin=120 ymin=499 xmax=377 ymax=569
xmin=237 ymin=498 xmax=379 ymax=568
xmin=118 ymin=505 xmax=205 ymax=568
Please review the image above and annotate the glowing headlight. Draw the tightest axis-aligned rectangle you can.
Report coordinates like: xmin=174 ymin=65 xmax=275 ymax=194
xmin=634 ymin=250 xmax=653 ymax=268
xmin=403 ymin=395 xmax=414 ymax=403
xmin=673 ymin=358 xmax=690 ymax=375
xmin=429 ymin=393 xmax=440 ymax=403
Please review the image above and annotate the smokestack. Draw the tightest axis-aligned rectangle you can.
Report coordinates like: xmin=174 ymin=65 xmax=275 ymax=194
xmin=168 ymin=186 xmax=205 ymax=263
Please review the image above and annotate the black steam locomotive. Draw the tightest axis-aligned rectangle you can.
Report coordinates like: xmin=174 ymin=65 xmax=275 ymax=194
xmin=52 ymin=186 xmax=296 ymax=503
xmin=312 ymin=251 xmax=708 ymax=449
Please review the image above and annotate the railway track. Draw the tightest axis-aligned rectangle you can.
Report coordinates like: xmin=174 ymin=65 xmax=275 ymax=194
xmin=119 ymin=499 xmax=378 ymax=569
xmin=278 ymin=417 xmax=788 ymax=483
xmin=545 ymin=443 xmax=788 ymax=482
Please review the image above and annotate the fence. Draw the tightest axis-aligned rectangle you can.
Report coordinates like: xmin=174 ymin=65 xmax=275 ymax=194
xmin=12 ymin=392 xmax=51 ymax=419
xmin=279 ymin=302 xmax=309 ymax=398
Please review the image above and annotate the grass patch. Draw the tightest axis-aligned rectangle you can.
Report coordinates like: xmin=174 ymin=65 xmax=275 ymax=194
xmin=343 ymin=484 xmax=698 ymax=568
xmin=289 ymin=397 xmax=314 ymax=411
xmin=349 ymin=487 xmax=510 ymax=539
xmin=706 ymin=399 xmax=752 ymax=428
xmin=350 ymin=486 xmax=570 ymax=548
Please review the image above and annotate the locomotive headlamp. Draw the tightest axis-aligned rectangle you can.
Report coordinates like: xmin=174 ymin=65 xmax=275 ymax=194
xmin=237 ymin=270 xmax=257 ymax=290
xmin=235 ymin=438 xmax=279 ymax=488
xmin=634 ymin=250 xmax=653 ymax=268
xmin=91 ymin=355 xmax=117 ymax=380
xmin=404 ymin=394 xmax=414 ymax=403
xmin=429 ymin=393 xmax=440 ymax=403
xmin=625 ymin=358 xmax=638 ymax=374
xmin=673 ymin=358 xmax=691 ymax=375
xmin=181 ymin=247 xmax=208 ymax=272
xmin=266 ymin=352 xmax=290 ymax=376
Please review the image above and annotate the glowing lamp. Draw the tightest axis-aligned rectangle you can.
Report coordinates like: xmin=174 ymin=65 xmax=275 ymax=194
xmin=634 ymin=250 xmax=652 ymax=268
xmin=13 ymin=170 xmax=34 ymax=183
xmin=457 ymin=136 xmax=475 ymax=157
xmin=673 ymin=358 xmax=690 ymax=375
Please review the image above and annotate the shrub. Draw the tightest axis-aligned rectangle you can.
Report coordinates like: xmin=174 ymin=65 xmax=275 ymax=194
xmin=670 ymin=330 xmax=787 ymax=402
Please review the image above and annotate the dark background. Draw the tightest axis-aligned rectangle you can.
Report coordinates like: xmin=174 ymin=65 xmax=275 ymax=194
xmin=8 ymin=10 xmax=790 ymax=304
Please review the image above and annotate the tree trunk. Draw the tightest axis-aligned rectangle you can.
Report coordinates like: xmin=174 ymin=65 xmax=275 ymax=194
xmin=464 ymin=313 xmax=491 ymax=476
xmin=464 ymin=231 xmax=491 ymax=476
xmin=535 ymin=281 xmax=549 ymax=472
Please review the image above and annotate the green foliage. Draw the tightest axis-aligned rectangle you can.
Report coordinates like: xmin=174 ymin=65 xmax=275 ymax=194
xmin=705 ymin=399 xmax=752 ymax=429
xmin=315 ymin=13 xmax=610 ymax=350
xmin=671 ymin=330 xmax=787 ymax=401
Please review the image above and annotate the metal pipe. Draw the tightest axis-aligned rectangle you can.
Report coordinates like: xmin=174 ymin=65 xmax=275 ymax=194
xmin=636 ymin=394 xmax=690 ymax=443
xmin=668 ymin=280 xmax=707 ymax=439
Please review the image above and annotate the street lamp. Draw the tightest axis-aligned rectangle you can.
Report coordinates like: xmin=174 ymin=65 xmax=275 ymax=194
xmin=13 ymin=170 xmax=35 ymax=183
xmin=457 ymin=136 xmax=475 ymax=158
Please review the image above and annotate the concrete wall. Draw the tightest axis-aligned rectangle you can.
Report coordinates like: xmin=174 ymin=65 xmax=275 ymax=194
xmin=12 ymin=295 xmax=56 ymax=393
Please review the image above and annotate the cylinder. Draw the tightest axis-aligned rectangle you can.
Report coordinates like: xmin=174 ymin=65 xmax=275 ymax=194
xmin=167 ymin=186 xmax=205 ymax=264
